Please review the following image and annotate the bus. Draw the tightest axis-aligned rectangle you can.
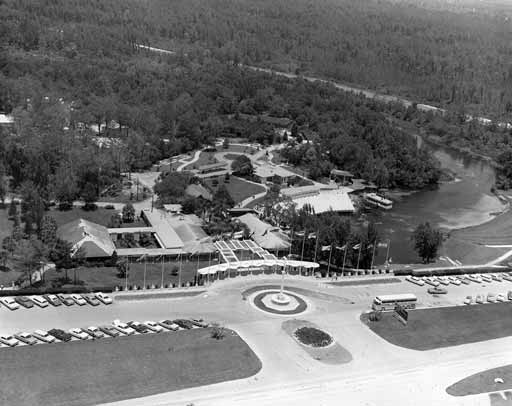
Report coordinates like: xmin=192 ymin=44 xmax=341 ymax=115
xmin=372 ymin=294 xmax=417 ymax=311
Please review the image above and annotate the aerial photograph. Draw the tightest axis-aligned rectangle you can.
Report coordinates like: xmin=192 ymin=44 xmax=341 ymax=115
xmin=1 ymin=0 xmax=512 ymax=405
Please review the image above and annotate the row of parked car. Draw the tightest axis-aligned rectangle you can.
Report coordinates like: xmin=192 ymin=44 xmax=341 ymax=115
xmin=406 ymin=272 xmax=512 ymax=288
xmin=0 ymin=292 xmax=113 ymax=310
xmin=0 ymin=318 xmax=210 ymax=347
xmin=463 ymin=291 xmax=512 ymax=305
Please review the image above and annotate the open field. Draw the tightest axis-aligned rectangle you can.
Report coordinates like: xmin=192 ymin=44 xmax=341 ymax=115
xmin=205 ymin=176 xmax=265 ymax=204
xmin=183 ymin=151 xmax=217 ymax=170
xmin=447 ymin=364 xmax=512 ymax=396
xmin=43 ymin=259 xmax=212 ymax=289
xmin=362 ymin=302 xmax=512 ymax=350
xmin=0 ymin=328 xmax=261 ymax=406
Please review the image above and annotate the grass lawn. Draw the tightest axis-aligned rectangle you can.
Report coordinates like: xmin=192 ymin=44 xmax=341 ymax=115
xmin=49 ymin=207 xmax=119 ymax=227
xmin=44 ymin=259 xmax=213 ymax=288
xmin=447 ymin=364 xmax=512 ymax=396
xmin=223 ymin=144 xmax=256 ymax=154
xmin=184 ymin=151 xmax=217 ymax=170
xmin=0 ymin=208 xmax=13 ymax=242
xmin=362 ymin=302 xmax=512 ymax=351
xmin=0 ymin=328 xmax=261 ymax=406
xmin=205 ymin=176 xmax=265 ymax=204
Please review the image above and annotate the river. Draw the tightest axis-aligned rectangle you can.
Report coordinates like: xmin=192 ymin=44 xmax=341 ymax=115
xmin=367 ymin=140 xmax=505 ymax=265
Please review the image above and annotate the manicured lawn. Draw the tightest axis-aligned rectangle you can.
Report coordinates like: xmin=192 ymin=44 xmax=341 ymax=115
xmin=44 ymin=259 xmax=214 ymax=288
xmin=223 ymin=144 xmax=256 ymax=154
xmin=0 ymin=328 xmax=261 ymax=406
xmin=362 ymin=302 xmax=512 ymax=351
xmin=205 ymin=176 xmax=265 ymax=204
xmin=184 ymin=151 xmax=217 ymax=170
xmin=49 ymin=207 xmax=119 ymax=227
xmin=447 ymin=364 xmax=512 ymax=396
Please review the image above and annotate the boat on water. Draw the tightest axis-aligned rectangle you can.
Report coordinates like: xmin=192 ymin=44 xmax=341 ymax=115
xmin=363 ymin=193 xmax=393 ymax=210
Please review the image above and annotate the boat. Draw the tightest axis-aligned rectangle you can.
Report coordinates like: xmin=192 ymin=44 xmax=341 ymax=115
xmin=362 ymin=193 xmax=393 ymax=210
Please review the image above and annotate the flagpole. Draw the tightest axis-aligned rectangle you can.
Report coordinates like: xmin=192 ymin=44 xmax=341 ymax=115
xmin=342 ymin=245 xmax=347 ymax=276
xmin=289 ymin=229 xmax=293 ymax=256
xmin=370 ymin=243 xmax=377 ymax=270
xmin=160 ymin=255 xmax=164 ymax=288
xmin=356 ymin=243 xmax=362 ymax=269
xmin=327 ymin=245 xmax=333 ymax=276
xmin=385 ymin=239 xmax=391 ymax=265
xmin=125 ymin=256 xmax=129 ymax=290
xmin=143 ymin=255 xmax=147 ymax=289
xmin=178 ymin=253 xmax=182 ymax=288
xmin=300 ymin=231 xmax=306 ymax=261
xmin=313 ymin=230 xmax=319 ymax=263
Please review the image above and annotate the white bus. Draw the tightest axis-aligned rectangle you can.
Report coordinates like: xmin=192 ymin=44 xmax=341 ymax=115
xmin=372 ymin=293 xmax=417 ymax=311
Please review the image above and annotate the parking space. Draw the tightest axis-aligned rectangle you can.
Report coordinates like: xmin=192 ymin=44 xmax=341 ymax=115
xmin=0 ymin=291 xmax=113 ymax=311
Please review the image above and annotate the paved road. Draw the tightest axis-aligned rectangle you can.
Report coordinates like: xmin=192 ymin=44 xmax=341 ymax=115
xmin=2 ymin=275 xmax=512 ymax=406
xmin=176 ymin=150 xmax=202 ymax=172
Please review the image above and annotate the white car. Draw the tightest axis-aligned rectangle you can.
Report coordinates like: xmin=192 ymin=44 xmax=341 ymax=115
xmin=32 ymin=330 xmax=56 ymax=343
xmin=436 ymin=277 xmax=450 ymax=286
xmin=68 ymin=328 xmax=89 ymax=340
xmin=70 ymin=294 xmax=87 ymax=306
xmin=29 ymin=296 xmax=49 ymax=308
xmin=112 ymin=320 xmax=135 ymax=335
xmin=424 ymin=277 xmax=440 ymax=287
xmin=448 ymin=276 xmax=461 ymax=286
xmin=0 ymin=297 xmax=19 ymax=310
xmin=94 ymin=292 xmax=113 ymax=305
xmin=497 ymin=294 xmax=507 ymax=302
xmin=487 ymin=293 xmax=497 ymax=303
xmin=468 ymin=274 xmax=483 ymax=283
xmin=144 ymin=321 xmax=164 ymax=332
xmin=0 ymin=335 xmax=19 ymax=347
xmin=491 ymin=274 xmax=503 ymax=282
xmin=406 ymin=276 xmax=424 ymax=286
xmin=481 ymin=274 xmax=492 ymax=283
xmin=463 ymin=296 xmax=473 ymax=305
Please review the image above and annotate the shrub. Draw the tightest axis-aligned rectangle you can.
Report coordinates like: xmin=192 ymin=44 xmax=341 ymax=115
xmin=105 ymin=204 xmax=115 ymax=210
xmin=210 ymin=323 xmax=226 ymax=340
xmin=294 ymin=326 xmax=332 ymax=347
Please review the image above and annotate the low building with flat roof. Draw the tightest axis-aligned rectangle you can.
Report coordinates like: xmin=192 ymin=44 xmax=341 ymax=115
xmin=186 ymin=184 xmax=213 ymax=201
xmin=290 ymin=188 xmax=355 ymax=215
xmin=237 ymin=213 xmax=290 ymax=251
xmin=141 ymin=209 xmax=185 ymax=250
xmin=254 ymin=163 xmax=296 ymax=185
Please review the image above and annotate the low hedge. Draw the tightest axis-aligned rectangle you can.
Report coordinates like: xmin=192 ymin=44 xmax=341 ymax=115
xmin=0 ymin=286 xmax=114 ymax=297
xmin=394 ymin=267 xmax=511 ymax=277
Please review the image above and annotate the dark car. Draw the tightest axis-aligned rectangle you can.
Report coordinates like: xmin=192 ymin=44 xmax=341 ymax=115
xmin=56 ymin=294 xmax=75 ymax=306
xmin=158 ymin=320 xmax=179 ymax=331
xmin=48 ymin=328 xmax=73 ymax=342
xmin=428 ymin=287 xmax=448 ymax=295
xmin=173 ymin=319 xmax=195 ymax=330
xmin=128 ymin=321 xmax=150 ymax=333
xmin=190 ymin=318 xmax=209 ymax=328
xmin=43 ymin=294 xmax=62 ymax=307
xmin=15 ymin=296 xmax=34 ymax=309
xmin=81 ymin=295 xmax=100 ymax=306
xmin=98 ymin=326 xmax=120 ymax=337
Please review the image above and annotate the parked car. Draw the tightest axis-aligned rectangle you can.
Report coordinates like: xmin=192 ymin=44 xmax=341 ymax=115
xmin=406 ymin=276 xmax=424 ymax=286
xmin=57 ymin=294 xmax=75 ymax=306
xmin=68 ymin=328 xmax=89 ymax=340
xmin=14 ymin=332 xmax=37 ymax=345
xmin=15 ymin=296 xmax=34 ymax=309
xmin=83 ymin=326 xmax=104 ymax=339
xmin=468 ymin=274 xmax=483 ymax=283
xmin=0 ymin=335 xmax=19 ymax=347
xmin=436 ymin=277 xmax=450 ymax=286
xmin=497 ymin=294 xmax=507 ymax=302
xmin=491 ymin=274 xmax=503 ymax=282
xmin=424 ymin=277 xmax=440 ymax=287
xmin=447 ymin=276 xmax=461 ymax=286
xmin=29 ymin=296 xmax=49 ymax=308
xmin=508 ymin=291 xmax=512 ymax=301
xmin=94 ymin=292 xmax=113 ymax=305
xmin=190 ymin=318 xmax=209 ymax=328
xmin=481 ymin=274 xmax=493 ymax=283
xmin=158 ymin=320 xmax=180 ymax=331
xmin=128 ymin=321 xmax=150 ymax=334
xmin=32 ymin=329 xmax=56 ymax=343
xmin=112 ymin=320 xmax=135 ymax=335
xmin=82 ymin=294 xmax=100 ymax=306
xmin=98 ymin=325 xmax=120 ymax=337
xmin=502 ymin=273 xmax=512 ymax=282
xmin=144 ymin=321 xmax=164 ymax=332
xmin=428 ymin=286 xmax=448 ymax=295
xmin=48 ymin=328 xmax=72 ymax=342
xmin=475 ymin=294 xmax=485 ymax=304
xmin=0 ymin=297 xmax=20 ymax=310
xmin=463 ymin=296 xmax=473 ymax=305
xmin=487 ymin=293 xmax=497 ymax=303
xmin=70 ymin=294 xmax=87 ymax=306
xmin=457 ymin=276 xmax=471 ymax=285
xmin=173 ymin=319 xmax=195 ymax=329
xmin=43 ymin=294 xmax=62 ymax=306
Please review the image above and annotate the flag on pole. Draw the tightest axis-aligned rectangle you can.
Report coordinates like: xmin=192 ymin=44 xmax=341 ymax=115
xmin=353 ymin=243 xmax=361 ymax=250
xmin=335 ymin=244 xmax=347 ymax=251
xmin=136 ymin=254 xmax=147 ymax=262
xmin=378 ymin=242 xmax=388 ymax=248
xmin=308 ymin=233 xmax=317 ymax=239
xmin=321 ymin=245 xmax=331 ymax=252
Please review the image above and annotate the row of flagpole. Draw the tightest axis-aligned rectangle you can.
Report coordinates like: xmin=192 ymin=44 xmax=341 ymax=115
xmin=288 ymin=229 xmax=392 ymax=272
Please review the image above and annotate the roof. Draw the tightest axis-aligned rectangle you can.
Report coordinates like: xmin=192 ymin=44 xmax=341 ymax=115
xmin=141 ymin=209 xmax=184 ymax=249
xmin=108 ymin=227 xmax=154 ymax=234
xmin=163 ymin=204 xmax=182 ymax=213
xmin=164 ymin=213 xmax=216 ymax=254
xmin=186 ymin=184 xmax=213 ymax=201
xmin=254 ymin=163 xmax=296 ymax=179
xmin=58 ymin=219 xmax=116 ymax=258
xmin=291 ymin=189 xmax=355 ymax=214
xmin=280 ymin=184 xmax=336 ymax=199
xmin=237 ymin=213 xmax=290 ymax=251
xmin=331 ymin=169 xmax=354 ymax=177
xmin=198 ymin=162 xmax=227 ymax=171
